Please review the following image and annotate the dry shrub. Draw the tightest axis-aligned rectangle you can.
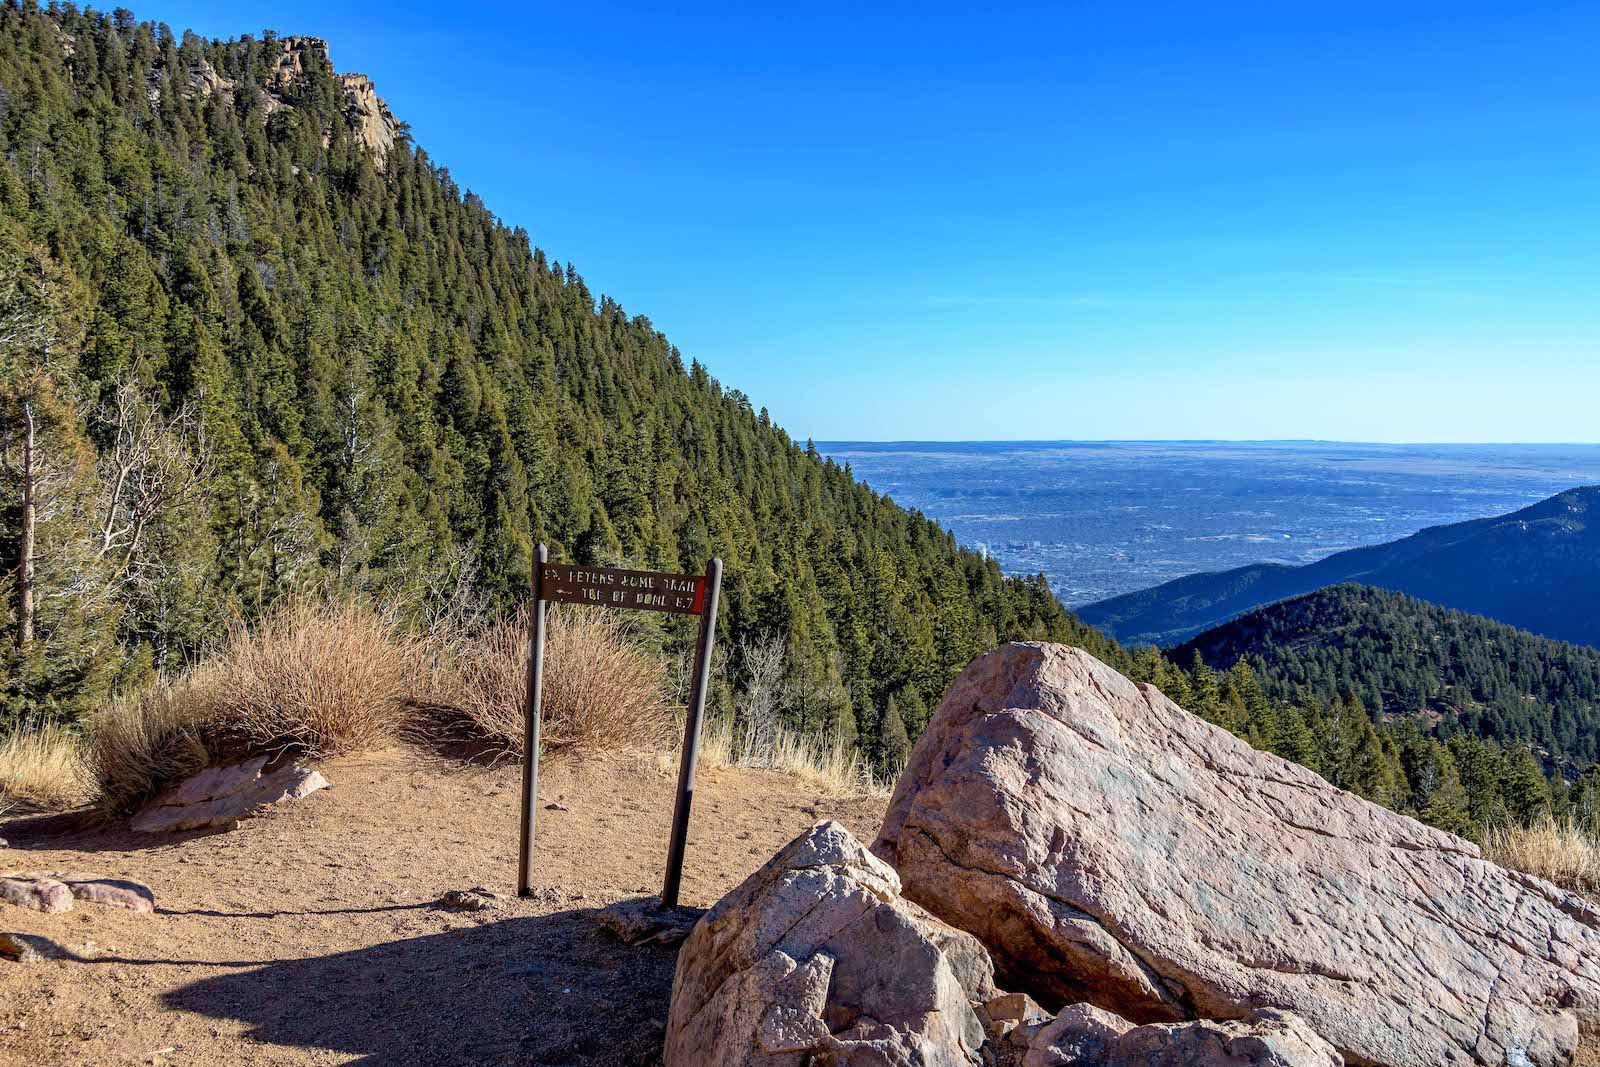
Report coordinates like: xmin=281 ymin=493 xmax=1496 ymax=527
xmin=212 ymin=599 xmax=419 ymax=757
xmin=88 ymin=599 xmax=419 ymax=813
xmin=445 ymin=604 xmax=669 ymax=757
xmin=87 ymin=670 xmax=220 ymax=814
xmin=1483 ymin=816 xmax=1600 ymax=899
xmin=0 ymin=723 xmax=92 ymax=809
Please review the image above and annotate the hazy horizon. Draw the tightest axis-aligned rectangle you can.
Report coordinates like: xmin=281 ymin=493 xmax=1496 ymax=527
xmin=821 ymin=440 xmax=1600 ymax=604
xmin=819 ymin=437 xmax=1600 ymax=447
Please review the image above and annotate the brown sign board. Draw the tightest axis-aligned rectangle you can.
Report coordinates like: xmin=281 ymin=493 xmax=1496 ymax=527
xmin=537 ymin=563 xmax=707 ymax=616
xmin=519 ymin=549 xmax=724 ymax=909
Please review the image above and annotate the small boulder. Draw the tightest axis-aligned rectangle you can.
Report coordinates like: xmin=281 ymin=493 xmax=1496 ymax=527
xmin=985 ymin=990 xmax=1052 ymax=1048
xmin=1024 ymin=1004 xmax=1342 ymax=1067
xmin=595 ymin=896 xmax=702 ymax=946
xmin=131 ymin=756 xmax=328 ymax=833
xmin=0 ymin=871 xmax=154 ymax=914
xmin=666 ymin=820 xmax=995 ymax=1066
xmin=0 ymin=933 xmax=43 ymax=963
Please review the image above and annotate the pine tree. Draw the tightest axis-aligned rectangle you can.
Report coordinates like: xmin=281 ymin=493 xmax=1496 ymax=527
xmin=878 ymin=694 xmax=911 ymax=773
xmin=1420 ymin=748 xmax=1474 ymax=838
xmin=1500 ymin=744 xmax=1552 ymax=825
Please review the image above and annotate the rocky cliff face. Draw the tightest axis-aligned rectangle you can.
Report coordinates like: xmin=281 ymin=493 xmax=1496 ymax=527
xmin=142 ymin=33 xmax=401 ymax=169
xmin=336 ymin=72 xmax=399 ymax=165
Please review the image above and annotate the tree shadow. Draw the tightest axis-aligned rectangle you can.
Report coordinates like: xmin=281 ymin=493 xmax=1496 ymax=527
xmin=163 ymin=907 xmax=678 ymax=1066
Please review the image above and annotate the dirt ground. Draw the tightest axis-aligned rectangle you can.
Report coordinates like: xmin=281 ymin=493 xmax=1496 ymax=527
xmin=0 ymin=749 xmax=886 ymax=1066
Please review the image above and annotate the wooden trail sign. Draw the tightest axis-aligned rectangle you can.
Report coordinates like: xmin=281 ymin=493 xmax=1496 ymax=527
xmin=516 ymin=546 xmax=723 ymax=910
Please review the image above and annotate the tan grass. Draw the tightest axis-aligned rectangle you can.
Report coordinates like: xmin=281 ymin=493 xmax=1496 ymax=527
xmin=442 ymin=604 xmax=670 ymax=757
xmin=1483 ymin=816 xmax=1600 ymax=899
xmin=89 ymin=599 xmax=420 ymax=813
xmin=685 ymin=716 xmax=890 ymax=798
xmin=87 ymin=668 xmax=223 ymax=814
xmin=212 ymin=599 xmax=419 ymax=757
xmin=0 ymin=723 xmax=92 ymax=809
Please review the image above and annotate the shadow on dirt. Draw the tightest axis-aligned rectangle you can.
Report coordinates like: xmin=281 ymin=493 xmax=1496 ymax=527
xmin=0 ymin=806 xmax=233 ymax=854
xmin=163 ymin=906 xmax=678 ymax=1066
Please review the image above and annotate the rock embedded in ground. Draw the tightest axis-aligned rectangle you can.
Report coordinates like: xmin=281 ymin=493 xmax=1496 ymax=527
xmin=1023 ymin=1004 xmax=1343 ymax=1067
xmin=131 ymin=756 xmax=329 ymax=833
xmin=874 ymin=642 xmax=1600 ymax=1067
xmin=594 ymin=896 xmax=703 ymax=946
xmin=666 ymin=820 xmax=996 ymax=1066
xmin=439 ymin=887 xmax=505 ymax=912
xmin=1 ymin=871 xmax=155 ymax=914
xmin=0 ymin=871 xmax=154 ymax=914
xmin=0 ymin=873 xmax=74 ymax=913
xmin=0 ymin=932 xmax=43 ymax=963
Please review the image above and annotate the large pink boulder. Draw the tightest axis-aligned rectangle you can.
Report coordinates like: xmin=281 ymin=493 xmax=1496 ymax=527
xmin=874 ymin=643 xmax=1600 ymax=1067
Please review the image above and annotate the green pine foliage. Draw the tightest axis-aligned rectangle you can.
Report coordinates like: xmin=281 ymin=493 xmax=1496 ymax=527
xmin=0 ymin=6 xmax=1088 ymax=769
xmin=1171 ymin=583 xmax=1600 ymax=767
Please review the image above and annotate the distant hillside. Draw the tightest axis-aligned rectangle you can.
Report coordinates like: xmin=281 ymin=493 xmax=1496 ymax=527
xmin=1078 ymin=486 xmax=1600 ymax=648
xmin=1171 ymin=583 xmax=1600 ymax=766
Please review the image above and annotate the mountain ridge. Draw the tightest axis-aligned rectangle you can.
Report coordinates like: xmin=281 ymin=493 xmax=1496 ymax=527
xmin=1170 ymin=582 xmax=1600 ymax=767
xmin=1078 ymin=485 xmax=1600 ymax=648
xmin=0 ymin=6 xmax=1093 ymax=750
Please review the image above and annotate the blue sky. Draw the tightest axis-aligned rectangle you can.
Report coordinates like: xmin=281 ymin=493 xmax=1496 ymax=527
xmin=136 ymin=2 xmax=1599 ymax=442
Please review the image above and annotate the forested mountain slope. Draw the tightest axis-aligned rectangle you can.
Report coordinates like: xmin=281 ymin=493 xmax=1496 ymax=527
xmin=1171 ymin=583 xmax=1600 ymax=767
xmin=1079 ymin=486 xmax=1600 ymax=648
xmin=0 ymin=7 xmax=1104 ymax=758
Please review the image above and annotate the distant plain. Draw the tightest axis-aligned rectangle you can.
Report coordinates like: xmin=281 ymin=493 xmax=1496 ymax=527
xmin=819 ymin=441 xmax=1600 ymax=606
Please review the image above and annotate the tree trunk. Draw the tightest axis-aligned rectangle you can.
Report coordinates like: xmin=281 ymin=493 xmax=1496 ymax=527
xmin=18 ymin=397 xmax=35 ymax=646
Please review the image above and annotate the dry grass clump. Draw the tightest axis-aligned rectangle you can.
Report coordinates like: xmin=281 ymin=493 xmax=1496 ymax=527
xmin=1483 ymin=816 xmax=1600 ymax=899
xmin=87 ymin=670 xmax=221 ymax=814
xmin=0 ymin=723 xmax=92 ymax=809
xmin=692 ymin=717 xmax=890 ymax=798
xmin=88 ymin=599 xmax=419 ymax=813
xmin=213 ymin=599 xmax=419 ymax=757
xmin=443 ymin=604 xmax=670 ymax=757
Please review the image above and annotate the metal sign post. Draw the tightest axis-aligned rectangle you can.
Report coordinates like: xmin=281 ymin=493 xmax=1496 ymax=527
xmin=515 ymin=549 xmax=723 ymax=906
xmin=662 ymin=557 xmax=721 ymax=909
xmin=516 ymin=544 xmax=548 ymax=897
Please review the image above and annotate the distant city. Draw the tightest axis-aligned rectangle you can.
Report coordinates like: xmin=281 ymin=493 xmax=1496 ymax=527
xmin=819 ymin=441 xmax=1600 ymax=606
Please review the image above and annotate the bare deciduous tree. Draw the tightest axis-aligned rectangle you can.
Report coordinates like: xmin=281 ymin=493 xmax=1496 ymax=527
xmin=735 ymin=637 xmax=787 ymax=764
xmin=0 ymin=254 xmax=70 ymax=648
xmin=94 ymin=378 xmax=213 ymax=572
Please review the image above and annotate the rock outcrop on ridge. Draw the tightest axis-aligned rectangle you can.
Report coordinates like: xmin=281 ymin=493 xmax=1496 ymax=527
xmin=141 ymin=34 xmax=401 ymax=168
xmin=872 ymin=642 xmax=1600 ymax=1067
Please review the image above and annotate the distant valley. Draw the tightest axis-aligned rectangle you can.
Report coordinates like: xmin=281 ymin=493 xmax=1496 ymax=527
xmin=822 ymin=441 xmax=1600 ymax=607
